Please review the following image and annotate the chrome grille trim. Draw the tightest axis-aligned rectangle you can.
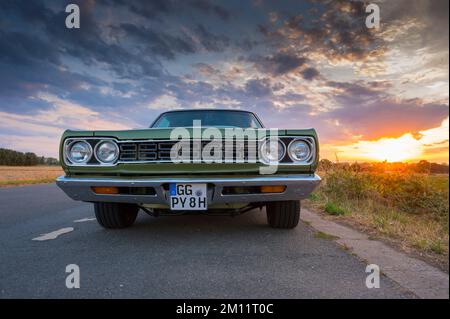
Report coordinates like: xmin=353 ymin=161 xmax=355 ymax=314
xmin=118 ymin=140 xmax=259 ymax=163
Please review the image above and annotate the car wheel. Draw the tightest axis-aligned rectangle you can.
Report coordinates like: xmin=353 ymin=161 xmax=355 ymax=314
xmin=266 ymin=201 xmax=300 ymax=229
xmin=94 ymin=202 xmax=139 ymax=229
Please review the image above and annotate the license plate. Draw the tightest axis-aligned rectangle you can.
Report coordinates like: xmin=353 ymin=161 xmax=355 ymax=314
xmin=169 ymin=183 xmax=207 ymax=210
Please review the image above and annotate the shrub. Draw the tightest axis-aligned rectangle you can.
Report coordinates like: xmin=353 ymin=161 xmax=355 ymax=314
xmin=319 ymin=170 xmax=448 ymax=219
xmin=325 ymin=202 xmax=348 ymax=216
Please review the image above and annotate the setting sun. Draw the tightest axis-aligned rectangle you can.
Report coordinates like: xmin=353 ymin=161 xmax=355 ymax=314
xmin=351 ymin=134 xmax=422 ymax=162
xmin=329 ymin=118 xmax=450 ymax=163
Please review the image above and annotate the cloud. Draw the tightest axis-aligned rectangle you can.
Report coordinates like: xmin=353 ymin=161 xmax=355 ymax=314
xmin=247 ymin=52 xmax=307 ymax=76
xmin=300 ymin=67 xmax=320 ymax=81
xmin=320 ymin=82 xmax=449 ymax=140
xmin=244 ymin=78 xmax=276 ymax=97
xmin=193 ymin=24 xmax=230 ymax=52
xmin=0 ymin=93 xmax=139 ymax=156
xmin=194 ymin=63 xmax=221 ymax=77
xmin=258 ymin=0 xmax=385 ymax=65
xmin=100 ymin=0 xmax=231 ymax=21
xmin=147 ymin=94 xmax=181 ymax=110
xmin=119 ymin=23 xmax=196 ymax=60
xmin=189 ymin=0 xmax=231 ymax=21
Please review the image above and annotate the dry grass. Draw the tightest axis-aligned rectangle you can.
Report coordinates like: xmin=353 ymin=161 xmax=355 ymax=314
xmin=307 ymin=169 xmax=449 ymax=269
xmin=0 ymin=166 xmax=63 ymax=186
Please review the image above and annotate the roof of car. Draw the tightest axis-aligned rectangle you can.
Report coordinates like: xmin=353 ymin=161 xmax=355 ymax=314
xmin=151 ymin=109 xmax=264 ymax=127
xmin=160 ymin=109 xmax=254 ymax=113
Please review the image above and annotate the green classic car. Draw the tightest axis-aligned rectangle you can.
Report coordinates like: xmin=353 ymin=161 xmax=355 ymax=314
xmin=57 ymin=109 xmax=321 ymax=229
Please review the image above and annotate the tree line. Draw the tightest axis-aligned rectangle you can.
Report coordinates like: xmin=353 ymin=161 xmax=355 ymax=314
xmin=0 ymin=148 xmax=59 ymax=166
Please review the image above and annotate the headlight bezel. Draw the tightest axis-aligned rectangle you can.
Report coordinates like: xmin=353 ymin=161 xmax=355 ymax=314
xmin=259 ymin=138 xmax=286 ymax=164
xmin=65 ymin=140 xmax=93 ymax=165
xmin=94 ymin=140 xmax=120 ymax=164
xmin=64 ymin=138 xmax=120 ymax=166
xmin=287 ymin=138 xmax=315 ymax=164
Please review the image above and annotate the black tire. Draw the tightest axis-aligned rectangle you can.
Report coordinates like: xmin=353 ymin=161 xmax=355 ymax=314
xmin=266 ymin=201 xmax=300 ymax=229
xmin=94 ymin=202 xmax=139 ymax=229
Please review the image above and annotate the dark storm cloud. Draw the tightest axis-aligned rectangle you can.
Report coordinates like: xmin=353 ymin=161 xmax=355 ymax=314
xmin=100 ymin=0 xmax=231 ymax=21
xmin=244 ymin=78 xmax=273 ymax=97
xmin=99 ymin=0 xmax=174 ymax=19
xmin=246 ymin=52 xmax=307 ymax=76
xmin=0 ymin=23 xmax=109 ymax=113
xmin=381 ymin=0 xmax=448 ymax=50
xmin=0 ymin=0 xmax=223 ymax=117
xmin=0 ymin=0 xmax=163 ymax=79
xmin=43 ymin=3 xmax=162 ymax=79
xmin=119 ymin=23 xmax=196 ymax=60
xmin=194 ymin=63 xmax=221 ymax=77
xmin=0 ymin=30 xmax=60 ymax=66
xmin=1 ymin=0 xmax=231 ymax=80
xmin=194 ymin=24 xmax=230 ymax=52
xmin=326 ymin=80 xmax=388 ymax=98
xmin=119 ymin=22 xmax=231 ymax=58
xmin=189 ymin=0 xmax=231 ymax=21
xmin=259 ymin=0 xmax=384 ymax=63
xmin=300 ymin=67 xmax=320 ymax=81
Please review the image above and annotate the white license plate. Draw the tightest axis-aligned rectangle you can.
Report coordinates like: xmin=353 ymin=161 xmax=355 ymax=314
xmin=169 ymin=183 xmax=207 ymax=210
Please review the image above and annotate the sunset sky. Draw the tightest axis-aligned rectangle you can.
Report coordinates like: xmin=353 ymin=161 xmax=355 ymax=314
xmin=0 ymin=0 xmax=448 ymax=162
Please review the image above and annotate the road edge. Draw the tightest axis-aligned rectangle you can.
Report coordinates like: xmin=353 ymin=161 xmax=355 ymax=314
xmin=301 ymin=208 xmax=449 ymax=299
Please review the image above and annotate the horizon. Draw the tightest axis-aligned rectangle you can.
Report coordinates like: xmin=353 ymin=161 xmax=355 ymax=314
xmin=0 ymin=0 xmax=448 ymax=162
xmin=1 ymin=144 xmax=449 ymax=166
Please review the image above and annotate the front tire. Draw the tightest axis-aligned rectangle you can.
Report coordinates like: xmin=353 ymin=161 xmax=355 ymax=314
xmin=266 ymin=201 xmax=300 ymax=229
xmin=94 ymin=202 xmax=139 ymax=229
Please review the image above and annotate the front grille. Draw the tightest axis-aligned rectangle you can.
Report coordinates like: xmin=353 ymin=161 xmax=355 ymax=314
xmin=118 ymin=140 xmax=259 ymax=163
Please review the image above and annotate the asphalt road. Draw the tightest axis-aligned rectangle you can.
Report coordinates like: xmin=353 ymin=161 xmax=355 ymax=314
xmin=0 ymin=183 xmax=415 ymax=298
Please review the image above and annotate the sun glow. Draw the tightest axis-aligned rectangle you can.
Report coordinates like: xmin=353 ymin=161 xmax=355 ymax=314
xmin=332 ymin=118 xmax=449 ymax=162
xmin=348 ymin=134 xmax=422 ymax=162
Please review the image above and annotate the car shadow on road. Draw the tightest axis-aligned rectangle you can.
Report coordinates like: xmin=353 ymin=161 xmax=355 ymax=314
xmin=90 ymin=207 xmax=312 ymax=251
xmin=129 ymin=208 xmax=305 ymax=236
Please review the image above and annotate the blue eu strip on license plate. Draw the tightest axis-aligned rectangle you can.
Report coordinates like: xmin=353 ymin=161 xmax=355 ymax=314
xmin=169 ymin=183 xmax=207 ymax=210
xmin=169 ymin=183 xmax=177 ymax=196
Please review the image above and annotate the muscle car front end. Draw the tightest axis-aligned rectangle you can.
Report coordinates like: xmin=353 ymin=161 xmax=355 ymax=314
xmin=57 ymin=109 xmax=321 ymax=229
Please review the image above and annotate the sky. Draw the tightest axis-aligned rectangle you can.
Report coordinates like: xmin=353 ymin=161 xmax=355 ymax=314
xmin=0 ymin=0 xmax=448 ymax=162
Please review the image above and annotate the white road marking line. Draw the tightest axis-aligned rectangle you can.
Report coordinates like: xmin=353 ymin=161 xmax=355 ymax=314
xmin=32 ymin=227 xmax=74 ymax=241
xmin=73 ymin=217 xmax=96 ymax=223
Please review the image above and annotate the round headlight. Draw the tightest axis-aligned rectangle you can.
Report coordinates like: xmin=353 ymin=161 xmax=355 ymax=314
xmin=95 ymin=141 xmax=119 ymax=164
xmin=288 ymin=140 xmax=311 ymax=162
xmin=68 ymin=141 xmax=92 ymax=164
xmin=260 ymin=139 xmax=285 ymax=163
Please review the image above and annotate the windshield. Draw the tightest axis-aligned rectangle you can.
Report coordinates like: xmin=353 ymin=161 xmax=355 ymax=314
xmin=151 ymin=110 xmax=263 ymax=128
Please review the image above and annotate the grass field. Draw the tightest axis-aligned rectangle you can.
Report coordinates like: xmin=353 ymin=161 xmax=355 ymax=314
xmin=306 ymin=169 xmax=449 ymax=269
xmin=0 ymin=166 xmax=63 ymax=187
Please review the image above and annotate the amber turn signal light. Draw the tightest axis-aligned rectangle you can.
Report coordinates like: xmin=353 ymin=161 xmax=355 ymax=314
xmin=260 ymin=185 xmax=286 ymax=193
xmin=91 ymin=186 xmax=119 ymax=194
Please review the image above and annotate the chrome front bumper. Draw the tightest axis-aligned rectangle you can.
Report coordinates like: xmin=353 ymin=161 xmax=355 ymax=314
xmin=56 ymin=174 xmax=321 ymax=206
